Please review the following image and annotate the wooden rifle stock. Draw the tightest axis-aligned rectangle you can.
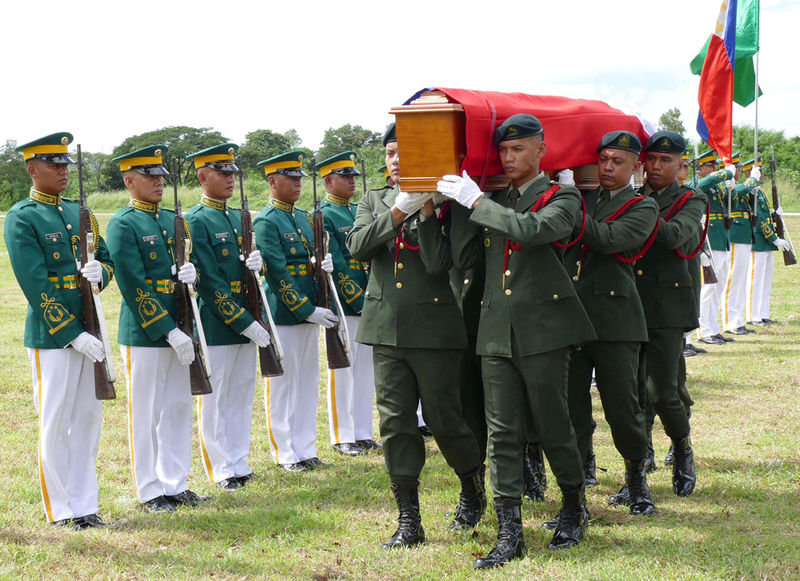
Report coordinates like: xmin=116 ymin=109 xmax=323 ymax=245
xmin=172 ymin=159 xmax=213 ymax=395
xmin=311 ymin=158 xmax=350 ymax=369
xmin=77 ymin=145 xmax=116 ymax=400
xmin=769 ymin=147 xmax=797 ymax=266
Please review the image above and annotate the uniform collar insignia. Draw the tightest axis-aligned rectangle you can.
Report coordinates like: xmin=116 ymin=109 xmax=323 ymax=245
xmin=129 ymin=199 xmax=160 ymax=213
xmin=29 ymin=188 xmax=61 ymax=205
xmin=325 ymin=193 xmax=350 ymax=207
xmin=201 ymin=196 xmax=226 ymax=210
xmin=269 ymin=198 xmax=294 ymax=212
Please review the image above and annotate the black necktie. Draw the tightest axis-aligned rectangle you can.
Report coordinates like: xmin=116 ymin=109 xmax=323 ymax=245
xmin=595 ymin=190 xmax=610 ymax=215
xmin=507 ymin=187 xmax=520 ymax=208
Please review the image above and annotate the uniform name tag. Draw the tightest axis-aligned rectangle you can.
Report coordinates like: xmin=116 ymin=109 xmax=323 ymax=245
xmin=338 ymin=226 xmax=352 ymax=233
xmin=215 ymin=232 xmax=230 ymax=239
xmin=142 ymin=235 xmax=158 ymax=243
xmin=284 ymin=233 xmax=297 ymax=241
xmin=45 ymin=232 xmax=62 ymax=240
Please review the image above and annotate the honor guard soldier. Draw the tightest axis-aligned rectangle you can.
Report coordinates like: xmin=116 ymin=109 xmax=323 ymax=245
xmin=696 ymin=151 xmax=736 ymax=345
xmin=5 ymin=132 xmax=113 ymax=529
xmin=106 ymin=145 xmax=208 ymax=512
xmin=347 ymin=124 xmax=486 ymax=551
xmin=253 ymin=151 xmax=335 ymax=472
xmin=635 ymin=131 xmax=705 ymax=498
xmin=315 ymin=151 xmax=379 ymax=456
xmin=439 ymin=114 xmax=596 ymax=567
xmin=184 ymin=143 xmax=268 ymax=491
xmin=724 ymin=154 xmax=758 ymax=335
xmin=744 ymin=158 xmax=791 ymax=324
xmin=562 ymin=131 xmax=658 ymax=515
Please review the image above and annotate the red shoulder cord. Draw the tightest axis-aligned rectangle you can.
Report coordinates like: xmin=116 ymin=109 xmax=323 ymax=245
xmin=394 ymin=201 xmax=452 ymax=266
xmin=663 ymin=192 xmax=710 ymax=260
xmin=502 ymin=185 xmax=585 ymax=272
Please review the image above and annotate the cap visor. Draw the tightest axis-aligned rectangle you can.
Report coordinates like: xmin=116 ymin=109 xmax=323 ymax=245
xmin=134 ymin=165 xmax=170 ymax=176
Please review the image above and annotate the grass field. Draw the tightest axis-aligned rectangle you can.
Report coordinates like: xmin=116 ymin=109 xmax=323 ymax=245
xmin=0 ymin=214 xmax=799 ymax=580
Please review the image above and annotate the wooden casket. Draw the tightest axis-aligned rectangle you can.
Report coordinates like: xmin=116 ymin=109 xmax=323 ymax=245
xmin=389 ymin=89 xmax=651 ymax=192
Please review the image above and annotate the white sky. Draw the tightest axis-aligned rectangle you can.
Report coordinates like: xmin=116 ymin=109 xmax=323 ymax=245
xmin=2 ymin=0 xmax=797 ymax=153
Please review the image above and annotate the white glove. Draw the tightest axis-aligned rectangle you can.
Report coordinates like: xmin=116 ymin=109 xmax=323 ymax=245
xmin=726 ymin=178 xmax=736 ymax=192
xmin=241 ymin=321 xmax=271 ymax=347
xmin=306 ymin=307 xmax=338 ymax=329
xmin=166 ymin=327 xmax=195 ymax=365
xmin=80 ymin=260 xmax=103 ymax=284
xmin=177 ymin=262 xmax=197 ymax=285
xmin=776 ymin=206 xmax=784 ymax=217
xmin=556 ymin=169 xmax=575 ymax=186
xmin=724 ymin=164 xmax=736 ymax=176
xmin=774 ymin=238 xmax=792 ymax=251
xmin=437 ymin=170 xmax=483 ymax=208
xmin=393 ymin=191 xmax=433 ymax=215
xmin=70 ymin=331 xmax=105 ymax=363
xmin=750 ymin=166 xmax=762 ymax=181
xmin=244 ymin=250 xmax=263 ymax=272
xmin=321 ymin=253 xmax=333 ymax=274
xmin=700 ymin=253 xmax=712 ymax=267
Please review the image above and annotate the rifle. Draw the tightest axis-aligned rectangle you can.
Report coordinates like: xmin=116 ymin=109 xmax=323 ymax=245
xmin=360 ymin=158 xmax=367 ymax=197
xmin=311 ymin=158 xmax=351 ymax=369
xmin=237 ymin=158 xmax=284 ymax=377
xmin=76 ymin=145 xmax=116 ymax=400
xmin=769 ymin=146 xmax=797 ymax=266
xmin=171 ymin=158 xmax=213 ymax=395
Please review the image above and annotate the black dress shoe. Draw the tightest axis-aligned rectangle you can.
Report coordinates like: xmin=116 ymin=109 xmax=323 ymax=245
xmin=280 ymin=462 xmax=307 ymax=473
xmin=698 ymin=336 xmax=725 ymax=345
xmin=51 ymin=518 xmax=73 ymax=528
xmin=418 ymin=426 xmax=434 ymax=439
xmin=302 ymin=457 xmax=329 ymax=469
xmin=141 ymin=496 xmax=176 ymax=513
xmin=714 ymin=333 xmax=735 ymax=342
xmin=683 ymin=347 xmax=697 ymax=357
xmin=728 ymin=326 xmax=749 ymax=335
xmin=749 ymin=319 xmax=767 ymax=326
xmin=165 ymin=490 xmax=211 ymax=506
xmin=73 ymin=513 xmax=107 ymax=528
xmin=333 ymin=442 xmax=366 ymax=456
xmin=762 ymin=318 xmax=777 ymax=325
xmin=689 ymin=343 xmax=707 ymax=354
xmin=356 ymin=439 xmax=383 ymax=451
xmin=236 ymin=473 xmax=253 ymax=486
xmin=217 ymin=477 xmax=243 ymax=491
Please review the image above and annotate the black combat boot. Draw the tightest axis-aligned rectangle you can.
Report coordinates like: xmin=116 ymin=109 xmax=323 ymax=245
xmin=381 ymin=477 xmax=425 ymax=550
xmin=584 ymin=448 xmax=598 ymax=487
xmin=473 ymin=498 xmax=526 ymax=569
xmin=671 ymin=436 xmax=696 ymax=497
xmin=523 ymin=443 xmax=547 ymax=502
xmin=547 ymin=488 xmax=589 ymax=550
xmin=625 ymin=459 xmax=655 ymax=515
xmin=664 ymin=445 xmax=675 ymax=466
xmin=644 ymin=431 xmax=657 ymax=473
xmin=451 ymin=465 xmax=487 ymax=531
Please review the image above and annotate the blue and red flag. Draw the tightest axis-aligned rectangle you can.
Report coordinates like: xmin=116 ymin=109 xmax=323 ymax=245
xmin=697 ymin=0 xmax=738 ymax=164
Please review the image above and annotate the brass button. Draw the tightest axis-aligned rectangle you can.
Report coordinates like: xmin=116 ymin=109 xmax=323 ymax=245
xmin=53 ymin=251 xmax=61 ymax=260
xmin=66 ymin=224 xmax=72 ymax=230
xmin=58 ymin=206 xmax=63 ymax=212
xmin=572 ymin=275 xmax=579 ymax=282
xmin=577 ymin=260 xmax=581 ymax=265
xmin=221 ymin=238 xmax=226 ymax=243
xmin=609 ymin=291 xmax=615 ymax=296
xmin=507 ymin=249 xmax=513 ymax=256
xmin=155 ymin=213 xmax=159 ymax=219
xmin=399 ymin=242 xmax=405 ymax=250
xmin=637 ymin=269 xmax=643 ymax=276
xmin=480 ymin=300 xmax=485 ymax=306
xmin=553 ymin=294 xmax=559 ymax=300
xmin=397 ymin=262 xmax=404 ymax=269
xmin=225 ymin=210 xmax=230 ymax=216
xmin=504 ymin=269 xmax=511 ymax=276
xmin=365 ymin=291 xmax=370 ymax=297
xmin=464 ymin=278 xmax=470 ymax=285
xmin=434 ymin=297 xmax=440 ymax=303
xmin=396 ymin=282 xmax=403 ymax=289
xmin=222 ymin=249 xmax=229 ymax=256
xmin=290 ymin=247 xmax=297 ymax=254
xmin=234 ymin=229 xmax=238 ymax=233
xmin=150 ymin=240 xmax=155 ymax=245
xmin=163 ymin=230 xmax=168 ymax=236
xmin=674 ymin=282 xmax=679 ymax=288
xmin=484 ymin=227 xmax=489 ymax=232
xmin=297 ymin=229 xmax=302 ymax=233
xmin=291 ymin=212 xmax=296 ymax=217
xmin=505 ymin=289 xmax=512 ymax=296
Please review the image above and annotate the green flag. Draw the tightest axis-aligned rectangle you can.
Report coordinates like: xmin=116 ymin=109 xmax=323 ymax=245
xmin=690 ymin=0 xmax=761 ymax=107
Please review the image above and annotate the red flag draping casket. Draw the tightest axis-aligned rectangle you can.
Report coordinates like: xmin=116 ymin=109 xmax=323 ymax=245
xmin=390 ymin=88 xmax=652 ymax=192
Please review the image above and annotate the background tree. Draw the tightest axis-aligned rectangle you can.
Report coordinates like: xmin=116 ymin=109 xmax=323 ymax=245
xmin=0 ymin=145 xmax=30 ymax=210
xmin=239 ymin=128 xmax=304 ymax=177
xmin=658 ymin=107 xmax=687 ymax=136
xmin=316 ymin=124 xmax=382 ymax=163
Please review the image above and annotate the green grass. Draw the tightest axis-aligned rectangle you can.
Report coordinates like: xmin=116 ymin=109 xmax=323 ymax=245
xmin=0 ymin=215 xmax=799 ymax=579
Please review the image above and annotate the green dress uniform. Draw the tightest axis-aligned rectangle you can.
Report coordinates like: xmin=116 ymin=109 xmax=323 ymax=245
xmin=346 ymin=184 xmax=481 ymax=478
xmin=563 ymin=184 xmax=658 ymax=468
xmin=5 ymin=177 xmax=113 ymax=524
xmin=723 ymin=177 xmax=757 ymax=332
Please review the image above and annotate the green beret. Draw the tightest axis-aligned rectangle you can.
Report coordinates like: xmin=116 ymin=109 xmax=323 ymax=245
xmin=596 ymin=130 xmax=642 ymax=155
xmin=495 ymin=114 xmax=543 ymax=146
xmin=382 ymin=123 xmax=397 ymax=147
xmin=17 ymin=132 xmax=75 ymax=164
xmin=257 ymin=150 xmax=307 ymax=177
xmin=112 ymin=144 xmax=169 ymax=176
xmin=316 ymin=150 xmax=361 ymax=177
xmin=644 ymin=131 xmax=685 ymax=154
xmin=186 ymin=143 xmax=239 ymax=173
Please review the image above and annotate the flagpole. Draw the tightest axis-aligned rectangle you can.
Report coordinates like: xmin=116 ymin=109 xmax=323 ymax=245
xmin=753 ymin=50 xmax=760 ymax=171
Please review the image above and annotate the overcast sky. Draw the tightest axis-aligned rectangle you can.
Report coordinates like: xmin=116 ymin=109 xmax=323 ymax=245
xmin=2 ymin=0 xmax=797 ymax=153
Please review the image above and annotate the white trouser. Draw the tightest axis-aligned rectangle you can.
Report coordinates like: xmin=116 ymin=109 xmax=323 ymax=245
xmin=723 ymin=243 xmax=752 ymax=331
xmin=747 ymin=250 xmax=775 ymax=322
xmin=28 ymin=348 xmax=102 ymax=522
xmin=121 ymin=345 xmax=193 ymax=503
xmin=264 ymin=324 xmax=319 ymax=465
xmin=327 ymin=316 xmax=375 ymax=444
xmin=198 ymin=342 xmax=257 ymax=483
xmin=697 ymin=249 xmax=730 ymax=339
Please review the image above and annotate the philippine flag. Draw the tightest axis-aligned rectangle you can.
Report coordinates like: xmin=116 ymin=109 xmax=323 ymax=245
xmin=697 ymin=0 xmax=738 ymax=164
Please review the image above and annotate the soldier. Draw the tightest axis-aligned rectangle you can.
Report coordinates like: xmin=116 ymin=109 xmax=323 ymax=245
xmin=106 ymin=145 xmax=208 ymax=513
xmin=562 ymin=131 xmax=658 ymax=515
xmin=439 ymin=114 xmax=596 ymax=567
xmin=315 ymin=151 xmax=379 ymax=456
xmin=347 ymin=123 xmax=486 ymax=551
xmin=635 ymin=131 xmax=705 ymax=498
xmin=4 ymin=132 xmax=113 ymax=529
xmin=253 ymin=151 xmax=334 ymax=472
xmin=679 ymin=153 xmax=706 ymax=358
xmin=184 ymin=143 xmax=269 ymax=491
